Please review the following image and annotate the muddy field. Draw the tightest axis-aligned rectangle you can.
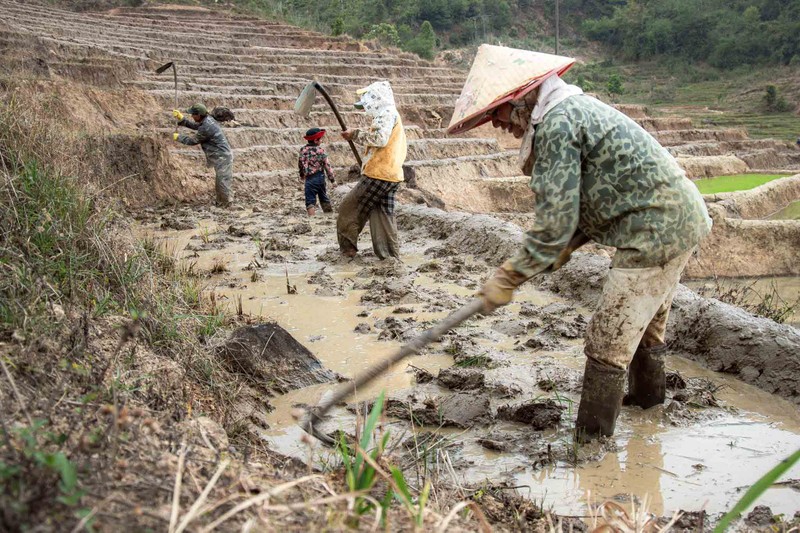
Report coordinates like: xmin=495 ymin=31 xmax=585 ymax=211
xmin=137 ymin=187 xmax=800 ymax=522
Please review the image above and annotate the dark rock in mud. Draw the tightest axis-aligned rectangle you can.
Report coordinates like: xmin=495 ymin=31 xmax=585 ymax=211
xmin=657 ymin=510 xmax=707 ymax=531
xmin=746 ymin=506 xmax=775 ymax=527
xmin=497 ymin=399 xmax=564 ymax=430
xmin=520 ymin=335 xmax=564 ymax=351
xmin=412 ymin=367 xmax=435 ymax=383
xmin=437 ymin=367 xmax=485 ymax=390
xmin=666 ymin=370 xmax=687 ymax=390
xmin=227 ymin=225 xmax=249 ymax=237
xmin=375 ymin=316 xmax=420 ymax=341
xmin=353 ymin=322 xmax=371 ymax=334
xmin=386 ymin=392 xmax=491 ymax=428
xmin=217 ymin=323 xmax=336 ymax=394
xmin=392 ymin=306 xmax=415 ymax=314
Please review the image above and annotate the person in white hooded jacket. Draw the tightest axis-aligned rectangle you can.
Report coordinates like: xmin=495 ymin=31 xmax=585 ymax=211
xmin=337 ymin=81 xmax=408 ymax=259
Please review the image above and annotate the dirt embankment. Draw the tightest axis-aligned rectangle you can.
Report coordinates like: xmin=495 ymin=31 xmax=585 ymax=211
xmin=684 ymin=176 xmax=800 ymax=278
xmin=399 ymin=204 xmax=800 ymax=405
xmin=686 ymin=203 xmax=800 ymax=278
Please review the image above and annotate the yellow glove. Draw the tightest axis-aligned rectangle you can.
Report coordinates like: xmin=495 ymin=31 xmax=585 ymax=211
xmin=172 ymin=132 xmax=179 ymax=141
xmin=478 ymin=260 xmax=529 ymax=313
xmin=173 ymin=109 xmax=184 ymax=121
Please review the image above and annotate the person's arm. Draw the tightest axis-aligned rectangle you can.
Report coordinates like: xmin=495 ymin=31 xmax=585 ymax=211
xmin=323 ymin=152 xmax=335 ymax=182
xmin=178 ymin=121 xmax=211 ymax=146
xmin=178 ymin=117 xmax=201 ymax=131
xmin=351 ymin=110 xmax=395 ymax=147
xmin=298 ymin=155 xmax=306 ymax=180
xmin=508 ymin=114 xmax=582 ymax=278
xmin=480 ymin=113 xmax=581 ymax=312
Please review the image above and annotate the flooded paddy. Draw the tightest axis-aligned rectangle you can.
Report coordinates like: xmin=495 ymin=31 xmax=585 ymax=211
xmin=137 ymin=200 xmax=800 ymax=522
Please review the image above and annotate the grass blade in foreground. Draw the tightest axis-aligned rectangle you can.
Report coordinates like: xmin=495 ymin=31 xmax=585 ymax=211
xmin=714 ymin=448 xmax=800 ymax=532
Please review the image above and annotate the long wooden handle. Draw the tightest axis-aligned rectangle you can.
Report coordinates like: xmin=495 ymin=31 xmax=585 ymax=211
xmin=313 ymin=81 xmax=362 ymax=167
xmin=301 ymin=298 xmax=485 ymax=444
xmin=172 ymin=63 xmax=178 ymax=134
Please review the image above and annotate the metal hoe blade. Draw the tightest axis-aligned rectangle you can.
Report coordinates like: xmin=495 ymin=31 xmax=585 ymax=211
xmin=294 ymin=80 xmax=362 ymax=167
xmin=155 ymin=61 xmax=178 ymax=133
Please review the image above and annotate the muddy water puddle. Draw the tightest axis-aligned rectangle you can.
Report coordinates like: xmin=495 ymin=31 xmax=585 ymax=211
xmin=138 ymin=206 xmax=800 ymax=521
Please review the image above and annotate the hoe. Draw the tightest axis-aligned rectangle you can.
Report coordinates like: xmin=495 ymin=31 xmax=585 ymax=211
xmin=299 ymin=299 xmax=484 ymax=445
xmin=155 ymin=61 xmax=178 ymax=132
xmin=294 ymin=81 xmax=362 ymax=167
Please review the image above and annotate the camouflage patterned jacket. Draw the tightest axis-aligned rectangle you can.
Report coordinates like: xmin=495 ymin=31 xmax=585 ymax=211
xmin=509 ymin=94 xmax=712 ymax=277
xmin=178 ymin=116 xmax=233 ymax=166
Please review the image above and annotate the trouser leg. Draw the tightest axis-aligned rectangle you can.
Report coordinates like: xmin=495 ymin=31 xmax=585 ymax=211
xmin=214 ymin=156 xmax=234 ymax=206
xmin=368 ymin=209 xmax=400 ymax=260
xmin=623 ymin=291 xmax=676 ymax=408
xmin=576 ymin=249 xmax=692 ymax=441
xmin=336 ymin=179 xmax=370 ymax=256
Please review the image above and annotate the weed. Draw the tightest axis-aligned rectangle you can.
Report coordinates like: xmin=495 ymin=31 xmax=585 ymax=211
xmin=0 ymin=420 xmax=87 ymax=526
xmin=695 ymin=278 xmax=798 ymax=323
xmin=209 ymin=257 xmax=228 ymax=274
xmin=453 ymin=354 xmax=491 ymax=368
xmin=337 ymin=392 xmax=389 ymax=516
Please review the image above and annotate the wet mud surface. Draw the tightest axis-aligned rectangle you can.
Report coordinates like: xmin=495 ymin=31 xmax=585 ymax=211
xmin=136 ymin=196 xmax=800 ymax=523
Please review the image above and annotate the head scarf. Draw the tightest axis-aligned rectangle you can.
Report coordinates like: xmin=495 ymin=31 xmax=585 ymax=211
xmin=304 ymin=127 xmax=326 ymax=142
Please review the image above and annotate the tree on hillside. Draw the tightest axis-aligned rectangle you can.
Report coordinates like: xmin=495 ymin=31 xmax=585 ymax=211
xmin=404 ymin=20 xmax=437 ymax=59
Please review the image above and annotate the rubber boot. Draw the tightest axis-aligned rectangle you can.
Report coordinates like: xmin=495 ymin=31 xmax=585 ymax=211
xmin=575 ymin=357 xmax=626 ymax=443
xmin=307 ymin=206 xmax=316 ymax=216
xmin=320 ymin=201 xmax=333 ymax=214
xmin=623 ymin=343 xmax=667 ymax=409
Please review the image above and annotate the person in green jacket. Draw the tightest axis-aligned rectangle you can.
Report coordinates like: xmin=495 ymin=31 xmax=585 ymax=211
xmin=171 ymin=103 xmax=234 ymax=207
xmin=449 ymin=45 xmax=712 ymax=442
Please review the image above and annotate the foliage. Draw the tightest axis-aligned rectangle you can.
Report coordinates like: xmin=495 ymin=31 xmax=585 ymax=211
xmin=337 ymin=391 xmax=389 ymax=515
xmin=606 ymin=73 xmax=624 ymax=95
xmin=0 ymin=420 xmax=87 ymax=528
xmin=364 ymin=23 xmax=400 ymax=47
xmin=714 ymin=449 xmax=800 ymax=532
xmin=583 ymin=0 xmax=800 ymax=69
xmin=764 ymin=85 xmax=791 ymax=112
xmin=403 ymin=21 xmax=437 ymax=60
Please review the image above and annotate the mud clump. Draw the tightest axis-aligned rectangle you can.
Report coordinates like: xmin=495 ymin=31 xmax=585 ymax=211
xmin=353 ymin=323 xmax=371 ymax=334
xmin=437 ymin=367 xmax=485 ymax=390
xmin=360 ymin=279 xmax=419 ymax=305
xmin=385 ymin=392 xmax=491 ymax=428
xmin=217 ymin=323 xmax=336 ymax=394
xmin=497 ymin=399 xmax=564 ymax=430
xmin=375 ymin=316 xmax=420 ymax=341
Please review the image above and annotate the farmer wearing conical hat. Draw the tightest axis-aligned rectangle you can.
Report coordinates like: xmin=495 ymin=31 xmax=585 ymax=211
xmin=172 ymin=103 xmax=234 ymax=207
xmin=337 ymin=81 xmax=407 ymax=260
xmin=451 ymin=45 xmax=712 ymax=442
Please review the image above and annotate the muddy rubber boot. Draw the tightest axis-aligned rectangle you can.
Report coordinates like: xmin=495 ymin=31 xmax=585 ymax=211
xmin=307 ymin=206 xmax=316 ymax=216
xmin=623 ymin=343 xmax=667 ymax=409
xmin=320 ymin=201 xmax=333 ymax=214
xmin=575 ymin=357 xmax=626 ymax=443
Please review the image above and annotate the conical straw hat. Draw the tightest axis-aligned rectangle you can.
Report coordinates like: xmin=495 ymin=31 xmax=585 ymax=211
xmin=448 ymin=45 xmax=576 ymax=135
